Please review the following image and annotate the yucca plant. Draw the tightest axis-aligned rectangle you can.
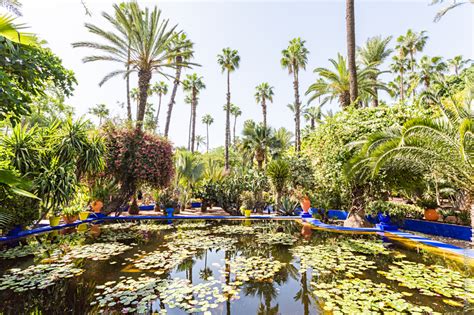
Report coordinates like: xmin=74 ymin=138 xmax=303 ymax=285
xmin=266 ymin=159 xmax=291 ymax=208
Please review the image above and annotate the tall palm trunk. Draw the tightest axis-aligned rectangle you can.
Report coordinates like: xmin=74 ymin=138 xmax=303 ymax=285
xmin=206 ymin=124 xmax=209 ymax=152
xmin=188 ymin=104 xmax=192 ymax=150
xmin=233 ymin=115 xmax=237 ymax=146
xmin=191 ymin=89 xmax=197 ymax=153
xmin=410 ymin=52 xmax=416 ymax=98
xmin=293 ymin=66 xmax=301 ymax=152
xmin=346 ymin=0 xmax=358 ymax=106
xmin=164 ymin=56 xmax=183 ymax=138
xmin=400 ymin=68 xmax=405 ymax=102
xmin=126 ymin=44 xmax=132 ymax=121
xmin=154 ymin=93 xmax=162 ymax=133
xmin=136 ymin=69 xmax=152 ymax=130
xmin=225 ymin=70 xmax=231 ymax=171
xmin=310 ymin=118 xmax=315 ymax=129
xmin=371 ymin=74 xmax=379 ymax=107
xmin=261 ymin=97 xmax=267 ymax=130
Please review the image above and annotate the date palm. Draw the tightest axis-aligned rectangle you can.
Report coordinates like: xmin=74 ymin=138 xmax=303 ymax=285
xmin=351 ymin=75 xmax=473 ymax=238
xmin=151 ymin=81 xmax=168 ymax=133
xmin=195 ymin=135 xmax=206 ymax=152
xmin=346 ymin=0 xmax=358 ymax=105
xmin=418 ymin=56 xmax=448 ymax=89
xmin=230 ymin=104 xmax=242 ymax=146
xmin=183 ymin=73 xmax=206 ymax=153
xmin=303 ymin=105 xmax=322 ymax=129
xmin=357 ymin=36 xmax=393 ymax=107
xmin=201 ymin=114 xmax=214 ymax=152
xmin=88 ymin=103 xmax=109 ymax=125
xmin=396 ymin=29 xmax=428 ymax=75
xmin=164 ymin=33 xmax=195 ymax=138
xmin=74 ymin=2 xmax=190 ymax=129
xmin=281 ymin=38 xmax=308 ymax=152
xmin=431 ymin=0 xmax=474 ymax=22
xmin=217 ymin=48 xmax=240 ymax=170
xmin=306 ymin=54 xmax=385 ymax=109
xmin=0 ymin=0 xmax=22 ymax=16
xmin=448 ymin=55 xmax=471 ymax=75
xmin=254 ymin=83 xmax=274 ymax=130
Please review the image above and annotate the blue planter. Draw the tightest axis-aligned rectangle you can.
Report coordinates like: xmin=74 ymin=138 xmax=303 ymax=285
xmin=166 ymin=208 xmax=175 ymax=218
xmin=191 ymin=202 xmax=202 ymax=208
xmin=6 ymin=225 xmax=23 ymax=237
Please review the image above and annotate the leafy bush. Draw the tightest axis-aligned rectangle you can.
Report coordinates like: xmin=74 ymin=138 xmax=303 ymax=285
xmin=366 ymin=200 xmax=424 ymax=223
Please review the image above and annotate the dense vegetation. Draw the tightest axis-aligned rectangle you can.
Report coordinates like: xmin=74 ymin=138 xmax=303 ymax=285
xmin=0 ymin=0 xmax=472 ymax=236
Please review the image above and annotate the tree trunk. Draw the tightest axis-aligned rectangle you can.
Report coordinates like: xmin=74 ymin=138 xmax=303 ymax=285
xmin=164 ymin=57 xmax=182 ymax=138
xmin=154 ymin=93 xmax=162 ymax=134
xmin=206 ymin=124 xmax=209 ymax=152
xmin=262 ymin=97 xmax=267 ymax=130
xmin=126 ymin=44 xmax=132 ymax=121
xmin=310 ymin=118 xmax=315 ymax=129
xmin=400 ymin=68 xmax=405 ymax=102
xmin=410 ymin=52 xmax=416 ymax=98
xmin=191 ymin=89 xmax=197 ymax=153
xmin=346 ymin=0 xmax=358 ymax=105
xmin=225 ymin=70 xmax=231 ymax=171
xmin=344 ymin=184 xmax=372 ymax=228
xmin=371 ymin=75 xmax=379 ymax=107
xmin=136 ymin=69 xmax=152 ymax=130
xmin=188 ymin=103 xmax=192 ymax=150
xmin=293 ymin=67 xmax=301 ymax=152
xmin=233 ymin=115 xmax=237 ymax=146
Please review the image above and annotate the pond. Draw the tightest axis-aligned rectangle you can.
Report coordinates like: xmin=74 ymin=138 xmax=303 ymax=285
xmin=0 ymin=219 xmax=473 ymax=314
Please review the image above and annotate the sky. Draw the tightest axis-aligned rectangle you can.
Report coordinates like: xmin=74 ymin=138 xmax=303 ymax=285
xmin=11 ymin=0 xmax=474 ymax=149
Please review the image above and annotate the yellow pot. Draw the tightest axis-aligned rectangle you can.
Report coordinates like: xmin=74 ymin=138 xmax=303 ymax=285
xmin=79 ymin=211 xmax=90 ymax=220
xmin=77 ymin=223 xmax=88 ymax=232
xmin=49 ymin=216 xmax=60 ymax=227
xmin=244 ymin=209 xmax=252 ymax=217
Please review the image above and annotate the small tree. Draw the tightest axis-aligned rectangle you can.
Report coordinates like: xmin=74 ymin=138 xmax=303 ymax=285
xmin=266 ymin=159 xmax=291 ymax=208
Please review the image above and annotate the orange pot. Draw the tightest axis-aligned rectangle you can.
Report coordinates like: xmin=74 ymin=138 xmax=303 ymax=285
xmin=300 ymin=196 xmax=311 ymax=213
xmin=62 ymin=215 xmax=78 ymax=224
xmin=301 ymin=223 xmax=313 ymax=240
xmin=424 ymin=209 xmax=439 ymax=221
xmin=91 ymin=200 xmax=103 ymax=213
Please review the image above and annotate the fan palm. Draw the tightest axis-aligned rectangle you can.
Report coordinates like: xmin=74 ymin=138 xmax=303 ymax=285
xmin=151 ymin=81 xmax=168 ymax=133
xmin=73 ymin=2 xmax=190 ymax=129
xmin=357 ymin=36 xmax=393 ymax=107
xmin=350 ymin=76 xmax=473 ymax=238
xmin=272 ymin=127 xmax=293 ymax=159
xmin=164 ymin=32 xmax=195 ymax=137
xmin=396 ymin=29 xmax=428 ymax=74
xmin=306 ymin=54 xmax=386 ymax=109
xmin=230 ymin=104 xmax=242 ymax=146
xmin=303 ymin=105 xmax=322 ymax=129
xmin=195 ymin=135 xmax=206 ymax=152
xmin=88 ymin=103 xmax=109 ymax=125
xmin=254 ymin=83 xmax=274 ymax=130
xmin=281 ymin=37 xmax=309 ymax=152
xmin=447 ymin=55 xmax=471 ymax=76
xmin=390 ymin=55 xmax=410 ymax=102
xmin=241 ymin=120 xmax=276 ymax=170
xmin=418 ymin=56 xmax=448 ymax=89
xmin=201 ymin=114 xmax=214 ymax=152
xmin=0 ymin=13 xmax=36 ymax=44
xmin=217 ymin=47 xmax=240 ymax=170
xmin=182 ymin=73 xmax=206 ymax=153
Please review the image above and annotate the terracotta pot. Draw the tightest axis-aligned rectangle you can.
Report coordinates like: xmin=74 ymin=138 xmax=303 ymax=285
xmin=90 ymin=225 xmax=101 ymax=237
xmin=301 ymin=223 xmax=313 ymax=240
xmin=91 ymin=200 xmax=103 ymax=213
xmin=62 ymin=215 xmax=78 ymax=224
xmin=300 ymin=196 xmax=311 ymax=214
xmin=424 ymin=209 xmax=439 ymax=221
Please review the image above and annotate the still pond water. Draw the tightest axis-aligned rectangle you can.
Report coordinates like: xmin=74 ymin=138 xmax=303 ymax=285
xmin=0 ymin=219 xmax=473 ymax=314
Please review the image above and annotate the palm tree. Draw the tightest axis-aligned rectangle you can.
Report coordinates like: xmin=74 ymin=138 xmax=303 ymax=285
xmin=217 ymin=47 xmax=240 ymax=171
xmin=418 ymin=56 xmax=448 ymax=89
xmin=346 ymin=0 xmax=358 ymax=105
xmin=396 ymin=29 xmax=428 ymax=75
xmin=254 ymin=83 xmax=274 ymax=130
xmin=230 ymin=104 xmax=242 ymax=145
xmin=0 ymin=0 xmax=22 ymax=16
xmin=74 ymin=2 xmax=189 ymax=129
xmin=164 ymin=32 xmax=195 ymax=138
xmin=351 ymin=79 xmax=473 ymax=237
xmin=431 ymin=0 xmax=474 ymax=22
xmin=390 ymin=55 xmax=410 ymax=102
xmin=0 ymin=13 xmax=37 ymax=44
xmin=88 ymin=103 xmax=109 ymax=125
xmin=448 ymin=55 xmax=471 ymax=75
xmin=241 ymin=120 xmax=276 ymax=170
xmin=303 ymin=105 xmax=322 ymax=129
xmin=182 ymin=73 xmax=206 ymax=153
xmin=195 ymin=135 xmax=206 ymax=152
xmin=306 ymin=54 xmax=386 ymax=109
xmin=281 ymin=38 xmax=309 ymax=152
xmin=151 ymin=81 xmax=168 ymax=133
xmin=272 ymin=127 xmax=294 ymax=159
xmin=357 ymin=36 xmax=393 ymax=107
xmin=184 ymin=94 xmax=194 ymax=150
xmin=201 ymin=114 xmax=214 ymax=152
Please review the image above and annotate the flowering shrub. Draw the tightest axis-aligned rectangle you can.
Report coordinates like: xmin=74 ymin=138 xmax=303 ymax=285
xmin=104 ymin=127 xmax=174 ymax=191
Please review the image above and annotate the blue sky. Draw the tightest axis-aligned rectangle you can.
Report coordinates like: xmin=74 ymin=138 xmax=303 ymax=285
xmin=16 ymin=0 xmax=474 ymax=149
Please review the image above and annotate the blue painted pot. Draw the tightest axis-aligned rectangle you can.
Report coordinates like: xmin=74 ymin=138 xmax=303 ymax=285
xmin=166 ymin=208 xmax=175 ymax=217
xmin=191 ymin=202 xmax=202 ymax=208
xmin=6 ymin=225 xmax=23 ymax=237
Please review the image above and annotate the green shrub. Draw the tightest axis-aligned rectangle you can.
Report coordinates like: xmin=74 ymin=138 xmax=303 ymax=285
xmin=366 ymin=200 xmax=424 ymax=223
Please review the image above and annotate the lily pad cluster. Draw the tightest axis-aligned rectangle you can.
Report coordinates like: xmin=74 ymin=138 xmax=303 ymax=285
xmin=342 ymin=239 xmax=390 ymax=255
xmin=378 ymin=260 xmax=474 ymax=304
xmin=225 ymin=256 xmax=284 ymax=282
xmin=132 ymin=223 xmax=174 ymax=232
xmin=312 ymin=278 xmax=434 ymax=314
xmin=97 ymin=228 xmax=143 ymax=242
xmin=0 ymin=243 xmax=38 ymax=259
xmin=291 ymin=244 xmax=377 ymax=277
xmin=212 ymin=225 xmax=256 ymax=235
xmin=0 ymin=263 xmax=84 ymax=292
xmin=174 ymin=221 xmax=211 ymax=229
xmin=256 ymin=232 xmax=298 ymax=245
xmin=60 ymin=242 xmax=132 ymax=262
xmin=134 ymin=246 xmax=195 ymax=271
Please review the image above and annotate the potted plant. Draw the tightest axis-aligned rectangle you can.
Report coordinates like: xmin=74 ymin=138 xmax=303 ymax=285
xmin=160 ymin=188 xmax=178 ymax=217
xmin=49 ymin=209 xmax=62 ymax=227
xmin=240 ymin=191 xmax=254 ymax=218
xmin=152 ymin=190 xmax=161 ymax=212
xmin=418 ymin=199 xmax=439 ymax=221
xmin=295 ymin=189 xmax=311 ymax=217
xmin=61 ymin=206 xmax=81 ymax=224
xmin=90 ymin=178 xmax=117 ymax=213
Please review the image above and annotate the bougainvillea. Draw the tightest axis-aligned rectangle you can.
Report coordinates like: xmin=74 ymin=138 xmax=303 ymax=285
xmin=104 ymin=126 xmax=174 ymax=195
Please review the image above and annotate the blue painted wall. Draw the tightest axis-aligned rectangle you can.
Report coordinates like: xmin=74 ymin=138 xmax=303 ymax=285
xmin=402 ymin=219 xmax=471 ymax=241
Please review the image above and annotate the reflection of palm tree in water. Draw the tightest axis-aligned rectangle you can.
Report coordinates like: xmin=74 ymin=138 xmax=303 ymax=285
xmin=199 ymin=249 xmax=213 ymax=280
xmin=244 ymin=281 xmax=279 ymax=315
xmin=225 ymin=250 xmax=232 ymax=315
xmin=294 ymin=271 xmax=311 ymax=315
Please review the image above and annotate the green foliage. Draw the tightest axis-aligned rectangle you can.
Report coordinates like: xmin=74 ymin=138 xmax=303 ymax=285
xmin=266 ymin=159 xmax=290 ymax=206
xmin=366 ymin=200 xmax=424 ymax=223
xmin=0 ymin=38 xmax=76 ymax=124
